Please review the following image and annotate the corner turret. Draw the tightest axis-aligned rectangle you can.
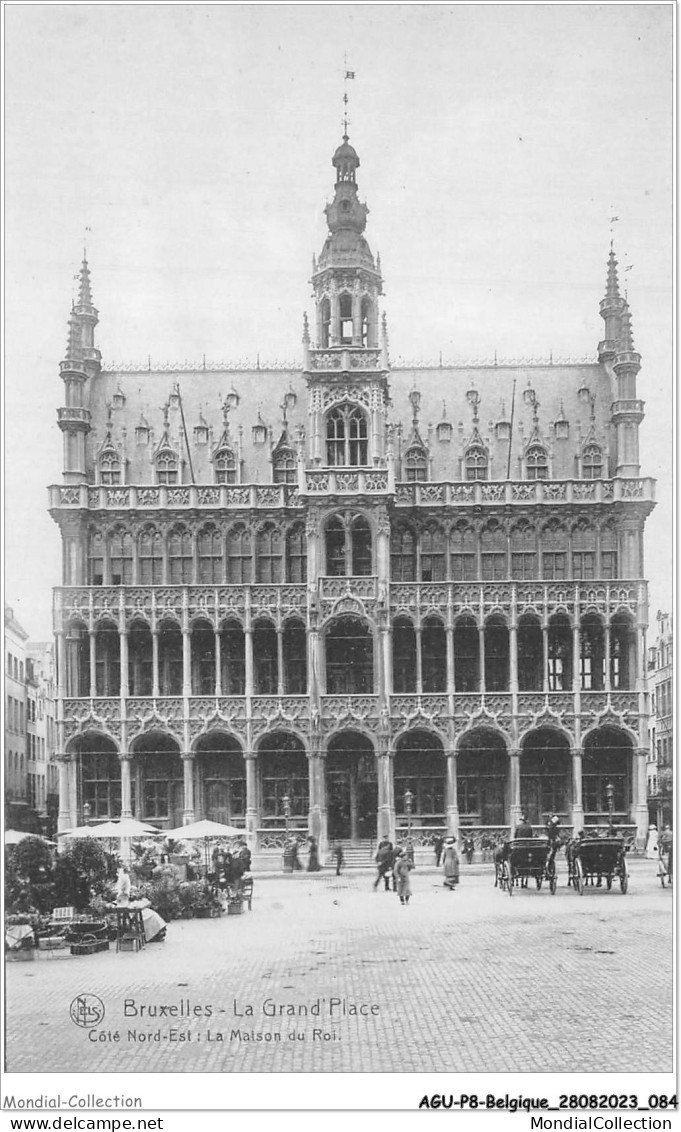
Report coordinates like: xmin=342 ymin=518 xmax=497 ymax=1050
xmin=598 ymin=245 xmax=626 ymax=362
xmin=58 ymin=255 xmax=101 ymax=482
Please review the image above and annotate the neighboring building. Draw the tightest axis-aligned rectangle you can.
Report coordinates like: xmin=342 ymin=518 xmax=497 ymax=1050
xmin=647 ymin=612 xmax=673 ymax=829
xmin=26 ymin=642 xmax=58 ymax=836
xmin=48 ymin=128 xmax=655 ymax=859
xmin=5 ymin=604 xmax=29 ymax=827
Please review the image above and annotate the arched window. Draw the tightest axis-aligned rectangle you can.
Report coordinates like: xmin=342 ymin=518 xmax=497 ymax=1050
xmin=326 ymin=618 xmax=374 ymax=694
xmin=321 ymin=296 xmax=331 ymax=348
xmin=610 ymin=613 xmax=636 ymax=690
xmin=548 ymin=613 xmax=573 ymax=691
xmin=582 ymin=444 xmax=603 ymax=479
xmin=339 ymin=293 xmax=353 ymax=345
xmin=480 ymin=520 xmax=507 ymax=581
xmin=197 ymin=525 xmax=223 ymax=584
xmin=352 ymin=516 xmax=373 ymax=576
xmin=484 ymin=614 xmax=509 ymax=691
xmin=286 ymin=524 xmax=307 ymax=583
xmin=326 ymin=404 xmax=368 ymax=466
xmin=99 ymin=450 xmax=121 ymax=485
xmin=129 ymin=621 xmax=153 ymax=696
xmin=138 ymin=527 xmax=162 ymax=585
xmin=454 ymin=615 xmax=479 ymax=692
xmin=191 ymin=619 xmax=215 ymax=695
xmin=109 ymin=528 xmax=133 ymax=586
xmin=465 ymin=443 xmax=488 ymax=481
xmin=600 ymin=523 xmax=618 ymax=579
xmin=95 ymin=620 xmax=120 ymax=697
xmin=283 ymin=619 xmax=307 ymax=694
xmin=451 ymin=521 xmax=476 ymax=582
xmin=541 ymin=521 xmax=567 ymax=580
xmin=361 ymin=296 xmax=371 ymax=347
xmin=420 ymin=523 xmax=446 ymax=581
xmin=168 ymin=526 xmax=193 ymax=584
xmin=392 ymin=617 xmax=417 ymax=693
xmin=325 ymin=516 xmax=346 ymax=576
xmin=220 ymin=619 xmax=245 ymax=696
xmin=253 ymin=619 xmax=278 ymax=694
xmin=572 ymin=520 xmax=595 ymax=580
xmin=88 ymin=531 xmax=104 ymax=586
xmin=155 ymin=448 xmax=178 ymax=485
xmin=158 ymin=620 xmax=183 ymax=695
xmin=214 ymin=447 xmax=237 ymax=485
xmin=518 ymin=614 xmax=543 ymax=691
xmin=580 ymin=613 xmax=605 ymax=691
xmin=226 ymin=525 xmax=252 ymax=584
xmin=256 ymin=524 xmax=283 ymax=583
xmin=526 ymin=443 xmax=548 ymax=480
xmin=422 ymin=617 xmax=446 ymax=692
xmin=273 ymin=446 xmax=297 ymax=484
xmin=391 ymin=525 xmax=416 ymax=582
xmin=510 ymin=521 xmax=537 ymax=580
xmin=404 ymin=445 xmax=428 ymax=482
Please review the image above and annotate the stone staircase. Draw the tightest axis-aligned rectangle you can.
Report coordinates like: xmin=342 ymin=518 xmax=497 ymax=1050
xmin=330 ymin=840 xmax=376 ymax=869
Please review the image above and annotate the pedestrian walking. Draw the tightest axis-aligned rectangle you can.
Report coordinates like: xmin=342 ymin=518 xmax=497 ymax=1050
xmin=307 ymin=835 xmax=320 ymax=872
xmin=463 ymin=834 xmax=475 ymax=864
xmin=393 ymin=848 xmax=413 ymax=905
xmin=290 ymin=838 xmax=303 ymax=871
xmin=333 ymin=842 xmax=344 ymax=876
xmin=442 ymin=837 xmax=459 ymax=890
xmin=373 ymin=838 xmax=394 ymax=891
xmin=659 ymin=825 xmax=673 ymax=881
xmin=433 ymin=834 xmax=444 ymax=867
xmin=646 ymin=825 xmax=659 ymax=859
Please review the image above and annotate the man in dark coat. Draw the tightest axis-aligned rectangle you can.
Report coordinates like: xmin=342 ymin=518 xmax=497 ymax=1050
xmin=373 ymin=839 xmax=394 ymax=891
xmin=514 ymin=815 xmax=534 ymax=839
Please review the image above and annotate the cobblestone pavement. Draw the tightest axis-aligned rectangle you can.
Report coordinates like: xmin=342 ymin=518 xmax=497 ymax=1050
xmin=5 ymin=860 xmax=672 ymax=1074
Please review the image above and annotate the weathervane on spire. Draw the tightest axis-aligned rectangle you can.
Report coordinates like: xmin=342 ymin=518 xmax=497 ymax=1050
xmin=342 ymin=54 xmax=355 ymax=139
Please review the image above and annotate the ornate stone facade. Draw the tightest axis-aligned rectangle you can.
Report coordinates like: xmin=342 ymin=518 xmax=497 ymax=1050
xmin=50 ymin=132 xmax=655 ymax=857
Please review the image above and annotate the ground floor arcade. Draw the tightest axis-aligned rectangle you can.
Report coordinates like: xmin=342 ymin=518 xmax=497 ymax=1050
xmin=58 ymin=722 xmax=648 ymax=852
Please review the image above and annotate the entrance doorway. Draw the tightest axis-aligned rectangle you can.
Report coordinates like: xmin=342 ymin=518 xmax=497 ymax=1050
xmin=326 ymin=732 xmax=377 ymax=842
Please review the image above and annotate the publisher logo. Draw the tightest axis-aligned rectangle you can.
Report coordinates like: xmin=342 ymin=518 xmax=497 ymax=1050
xmin=70 ymin=994 xmax=105 ymax=1028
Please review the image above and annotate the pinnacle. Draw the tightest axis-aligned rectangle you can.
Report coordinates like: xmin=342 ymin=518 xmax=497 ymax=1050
xmin=604 ymin=246 xmax=622 ymax=304
xmin=620 ymin=301 xmax=635 ymax=352
xmin=78 ymin=257 xmax=94 ymax=307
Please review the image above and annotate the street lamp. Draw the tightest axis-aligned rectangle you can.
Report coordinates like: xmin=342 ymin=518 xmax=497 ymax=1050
xmin=605 ymin=781 xmax=615 ymax=823
xmin=82 ymin=801 xmax=92 ymax=826
xmin=404 ymin=788 xmax=414 ymax=862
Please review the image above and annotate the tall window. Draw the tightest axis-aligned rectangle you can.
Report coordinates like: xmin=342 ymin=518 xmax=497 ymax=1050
xmin=283 ymin=620 xmax=307 ymax=694
xmin=321 ymin=297 xmax=331 ymax=348
xmin=286 ymin=525 xmax=307 ymax=583
xmin=220 ymin=620 xmax=245 ymax=695
xmin=600 ymin=523 xmax=618 ymax=579
xmin=392 ymin=618 xmax=417 ymax=692
xmin=454 ymin=616 xmax=479 ymax=692
xmin=480 ymin=520 xmax=507 ymax=581
xmin=548 ymin=614 xmax=573 ymax=691
xmin=465 ymin=443 xmax=488 ymax=481
xmin=253 ymin=620 xmax=278 ymax=694
xmin=422 ymin=617 xmax=447 ymax=692
xmin=339 ymin=293 xmax=353 ymax=345
xmin=273 ymin=447 xmax=297 ymax=484
xmin=156 ymin=449 xmax=179 ymax=485
xmin=580 ymin=614 xmax=605 ymax=691
xmin=198 ymin=525 xmax=223 ymax=584
xmin=168 ymin=527 xmax=193 ymax=584
xmin=511 ymin=521 xmax=537 ymax=580
xmin=325 ymin=514 xmax=373 ymax=576
xmin=420 ymin=523 xmax=446 ymax=581
xmin=541 ymin=522 xmax=567 ymax=579
xmin=99 ymin=451 xmax=122 ymax=485
xmin=214 ymin=447 xmax=237 ymax=485
xmin=404 ymin=445 xmax=428 ymax=482
xmin=582 ymin=444 xmax=603 ymax=479
xmin=88 ymin=531 xmax=105 ymax=586
xmin=227 ymin=525 xmax=252 ymax=584
xmin=526 ymin=443 xmax=548 ymax=480
xmin=326 ymin=404 xmax=368 ymax=466
xmin=572 ymin=521 xmax=595 ymax=580
xmin=326 ymin=618 xmax=374 ymax=694
xmin=391 ymin=525 xmax=416 ymax=582
xmin=109 ymin=528 xmax=133 ymax=586
xmin=256 ymin=524 xmax=284 ymax=583
xmin=451 ymin=521 xmax=476 ymax=581
xmin=138 ymin=527 xmax=163 ymax=585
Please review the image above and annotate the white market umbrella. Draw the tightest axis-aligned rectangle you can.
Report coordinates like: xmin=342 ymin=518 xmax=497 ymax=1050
xmin=5 ymin=829 xmax=56 ymax=846
xmin=83 ymin=819 xmax=160 ymax=839
xmin=165 ymin=819 xmax=243 ymax=840
xmin=57 ymin=824 xmax=109 ymax=839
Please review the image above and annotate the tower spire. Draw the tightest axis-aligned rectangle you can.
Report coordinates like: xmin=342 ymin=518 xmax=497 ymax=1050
xmin=598 ymin=242 xmax=626 ymax=363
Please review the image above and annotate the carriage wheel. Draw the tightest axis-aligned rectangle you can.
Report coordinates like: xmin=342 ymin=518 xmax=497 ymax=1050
xmin=536 ymin=874 xmax=543 ymax=890
xmin=658 ymin=862 xmax=667 ymax=888
xmin=574 ymin=858 xmax=584 ymax=895
xmin=619 ymin=862 xmax=629 ymax=894
xmin=549 ymin=872 xmax=557 ymax=894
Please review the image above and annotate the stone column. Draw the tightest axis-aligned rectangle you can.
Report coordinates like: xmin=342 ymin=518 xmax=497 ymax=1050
xmin=377 ymin=745 xmax=395 ymax=842
xmin=308 ymin=749 xmax=325 ymax=847
xmin=509 ymin=622 xmax=519 ymax=697
xmin=57 ymin=756 xmax=74 ymax=832
xmin=509 ymin=748 xmax=521 ymax=830
xmin=119 ymin=628 xmax=129 ymax=698
xmin=542 ymin=623 xmax=549 ymax=694
xmin=415 ymin=626 xmax=423 ymax=694
xmin=214 ymin=629 xmax=222 ymax=697
xmin=56 ymin=631 xmax=66 ymax=701
xmin=445 ymin=622 xmax=455 ymax=695
xmin=244 ymin=628 xmax=254 ymax=697
xmin=634 ymin=747 xmax=649 ymax=848
xmin=152 ymin=630 xmax=160 ymax=698
xmin=478 ymin=623 xmax=486 ymax=694
xmin=120 ymin=754 xmax=133 ymax=819
xmin=89 ymin=630 xmax=97 ymax=698
xmin=330 ymin=292 xmax=341 ymax=346
xmin=604 ymin=616 xmax=612 ymax=692
xmin=445 ymin=748 xmax=459 ymax=838
xmin=182 ymin=753 xmax=195 ymax=824
xmin=276 ymin=626 xmax=285 ymax=697
xmin=570 ymin=747 xmax=584 ymax=832
xmin=573 ymin=620 xmax=581 ymax=695
xmin=182 ymin=628 xmax=192 ymax=697
xmin=244 ymin=751 xmax=258 ymax=852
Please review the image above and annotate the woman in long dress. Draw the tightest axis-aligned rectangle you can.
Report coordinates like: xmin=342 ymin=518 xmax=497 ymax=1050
xmin=393 ymin=849 xmax=413 ymax=904
xmin=442 ymin=838 xmax=460 ymax=889
xmin=646 ymin=825 xmax=659 ymax=859
xmin=307 ymin=836 xmax=320 ymax=872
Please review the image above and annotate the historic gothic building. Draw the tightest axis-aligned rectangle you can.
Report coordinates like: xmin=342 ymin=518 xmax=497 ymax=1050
xmin=50 ymin=129 xmax=655 ymax=859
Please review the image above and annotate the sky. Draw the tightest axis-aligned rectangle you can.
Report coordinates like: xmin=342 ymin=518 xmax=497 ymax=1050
xmin=4 ymin=3 xmax=673 ymax=640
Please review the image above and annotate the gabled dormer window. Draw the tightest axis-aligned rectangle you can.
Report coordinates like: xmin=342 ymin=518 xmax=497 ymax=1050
xmin=526 ymin=444 xmax=548 ymax=480
xmin=273 ymin=446 xmax=297 ymax=484
xmin=99 ymin=450 xmax=122 ymax=485
xmin=155 ymin=449 xmax=179 ymax=485
xmin=464 ymin=444 xmax=488 ymax=481
xmin=582 ymin=443 xmax=603 ymax=479
xmin=214 ymin=447 xmax=237 ymax=485
xmin=404 ymin=445 xmax=428 ymax=482
xmin=326 ymin=403 xmax=368 ymax=466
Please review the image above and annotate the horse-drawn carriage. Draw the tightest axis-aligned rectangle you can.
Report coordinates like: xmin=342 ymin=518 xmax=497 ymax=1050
xmin=497 ymin=837 xmax=557 ymax=895
xmin=567 ymin=835 xmax=629 ymax=894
